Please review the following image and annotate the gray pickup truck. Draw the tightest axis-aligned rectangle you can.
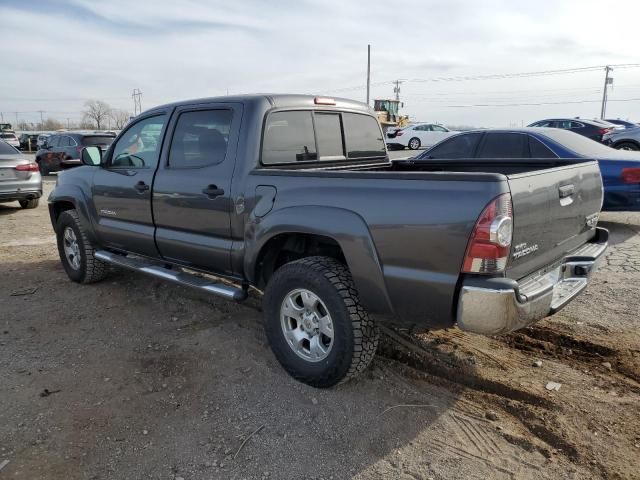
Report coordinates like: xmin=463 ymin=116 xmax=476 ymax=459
xmin=48 ymin=94 xmax=608 ymax=387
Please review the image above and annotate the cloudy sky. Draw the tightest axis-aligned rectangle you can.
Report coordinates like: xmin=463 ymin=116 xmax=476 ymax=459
xmin=1 ymin=0 xmax=639 ymax=128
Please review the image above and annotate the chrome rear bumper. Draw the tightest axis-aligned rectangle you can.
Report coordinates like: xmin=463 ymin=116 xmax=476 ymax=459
xmin=456 ymin=227 xmax=608 ymax=335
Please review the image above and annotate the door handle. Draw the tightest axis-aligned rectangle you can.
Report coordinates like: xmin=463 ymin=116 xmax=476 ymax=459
xmin=202 ymin=184 xmax=224 ymax=198
xmin=134 ymin=181 xmax=150 ymax=193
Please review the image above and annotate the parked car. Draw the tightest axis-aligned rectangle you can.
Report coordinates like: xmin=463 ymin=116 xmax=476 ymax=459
xmin=386 ymin=123 xmax=455 ymax=150
xmin=0 ymin=131 xmax=20 ymax=149
xmin=48 ymin=95 xmax=608 ymax=387
xmin=528 ymin=118 xmax=615 ymax=143
xmin=0 ymin=140 xmax=42 ymax=209
xmin=603 ymin=126 xmax=640 ymax=151
xmin=36 ymin=133 xmax=51 ymax=150
xmin=19 ymin=133 xmax=40 ymax=151
xmin=36 ymin=132 xmax=116 ymax=175
xmin=413 ymin=128 xmax=640 ymax=211
xmin=604 ymin=119 xmax=638 ymax=129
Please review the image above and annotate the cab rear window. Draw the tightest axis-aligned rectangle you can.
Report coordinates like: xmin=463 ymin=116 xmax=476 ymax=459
xmin=261 ymin=110 xmax=385 ymax=165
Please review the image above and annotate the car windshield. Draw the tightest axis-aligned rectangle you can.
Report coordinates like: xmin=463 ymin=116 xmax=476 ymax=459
xmin=1 ymin=133 xmax=16 ymax=139
xmin=539 ymin=129 xmax=622 ymax=156
xmin=0 ymin=140 xmax=18 ymax=154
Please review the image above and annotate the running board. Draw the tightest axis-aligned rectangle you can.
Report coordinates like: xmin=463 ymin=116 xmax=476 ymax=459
xmin=94 ymin=250 xmax=247 ymax=302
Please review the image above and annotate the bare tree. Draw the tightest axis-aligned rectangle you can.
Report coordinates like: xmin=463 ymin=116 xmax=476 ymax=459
xmin=41 ymin=118 xmax=64 ymax=131
xmin=110 ymin=109 xmax=132 ymax=129
xmin=82 ymin=100 xmax=112 ymax=129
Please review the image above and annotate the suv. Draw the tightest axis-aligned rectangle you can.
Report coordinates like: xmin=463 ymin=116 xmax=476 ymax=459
xmin=48 ymin=94 xmax=607 ymax=387
xmin=528 ymin=118 xmax=615 ymax=143
xmin=36 ymin=132 xmax=115 ymax=175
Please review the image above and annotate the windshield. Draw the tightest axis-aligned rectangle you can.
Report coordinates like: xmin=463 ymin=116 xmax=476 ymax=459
xmin=0 ymin=140 xmax=19 ymax=154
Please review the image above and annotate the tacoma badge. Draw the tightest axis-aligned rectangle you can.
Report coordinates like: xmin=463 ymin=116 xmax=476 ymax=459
xmin=512 ymin=242 xmax=539 ymax=259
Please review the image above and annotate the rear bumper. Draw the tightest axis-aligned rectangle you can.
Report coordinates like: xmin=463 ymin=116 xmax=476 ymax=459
xmin=0 ymin=189 xmax=42 ymax=202
xmin=456 ymin=227 xmax=608 ymax=335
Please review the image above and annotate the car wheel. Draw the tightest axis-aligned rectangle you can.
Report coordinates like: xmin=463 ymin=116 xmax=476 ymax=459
xmin=36 ymin=158 xmax=50 ymax=176
xmin=263 ymin=256 xmax=379 ymax=388
xmin=56 ymin=209 xmax=108 ymax=284
xmin=19 ymin=198 xmax=39 ymax=209
xmin=615 ymin=142 xmax=639 ymax=151
xmin=408 ymin=137 xmax=421 ymax=150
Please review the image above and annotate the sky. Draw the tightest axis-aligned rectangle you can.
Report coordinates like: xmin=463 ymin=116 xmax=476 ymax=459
xmin=1 ymin=0 xmax=640 ymax=128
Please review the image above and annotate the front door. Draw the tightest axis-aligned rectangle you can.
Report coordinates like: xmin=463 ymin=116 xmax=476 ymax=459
xmin=152 ymin=104 xmax=241 ymax=274
xmin=91 ymin=113 xmax=169 ymax=257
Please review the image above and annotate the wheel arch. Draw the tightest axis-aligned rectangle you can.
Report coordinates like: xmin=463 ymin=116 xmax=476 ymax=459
xmin=613 ymin=139 xmax=640 ymax=149
xmin=245 ymin=206 xmax=394 ymax=316
xmin=48 ymin=186 xmax=97 ymax=243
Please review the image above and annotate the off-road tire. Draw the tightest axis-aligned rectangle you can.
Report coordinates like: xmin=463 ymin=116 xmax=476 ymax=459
xmin=408 ymin=137 xmax=421 ymax=150
xmin=263 ymin=256 xmax=379 ymax=388
xmin=19 ymin=198 xmax=39 ymax=209
xmin=56 ymin=209 xmax=108 ymax=284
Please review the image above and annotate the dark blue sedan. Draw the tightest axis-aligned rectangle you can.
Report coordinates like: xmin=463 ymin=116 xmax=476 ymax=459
xmin=414 ymin=128 xmax=640 ymax=211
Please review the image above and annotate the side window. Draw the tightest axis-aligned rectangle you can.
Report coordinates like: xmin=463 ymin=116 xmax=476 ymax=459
xmin=557 ymin=120 xmax=572 ymax=129
xmin=570 ymin=121 xmax=584 ymax=129
xmin=477 ymin=133 xmax=527 ymax=158
xmin=431 ymin=125 xmax=448 ymax=132
xmin=424 ymin=133 xmax=481 ymax=159
xmin=48 ymin=136 xmax=60 ymax=148
xmin=169 ymin=109 xmax=233 ymax=168
xmin=532 ymin=121 xmax=552 ymax=127
xmin=415 ymin=125 xmax=428 ymax=131
xmin=110 ymin=115 xmax=166 ymax=168
xmin=342 ymin=113 xmax=385 ymax=159
xmin=314 ymin=113 xmax=344 ymax=160
xmin=529 ymin=137 xmax=557 ymax=158
xmin=59 ymin=136 xmax=71 ymax=147
xmin=262 ymin=111 xmax=317 ymax=164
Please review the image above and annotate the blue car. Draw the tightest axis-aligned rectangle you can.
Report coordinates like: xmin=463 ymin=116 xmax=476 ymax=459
xmin=414 ymin=128 xmax=640 ymax=211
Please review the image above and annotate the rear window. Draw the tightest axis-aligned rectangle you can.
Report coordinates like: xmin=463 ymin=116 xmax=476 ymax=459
xmin=261 ymin=110 xmax=385 ymax=165
xmin=0 ymin=140 xmax=18 ymax=154
xmin=82 ymin=136 xmax=115 ymax=146
xmin=421 ymin=133 xmax=482 ymax=159
xmin=342 ymin=113 xmax=385 ymax=159
xmin=1 ymin=133 xmax=17 ymax=139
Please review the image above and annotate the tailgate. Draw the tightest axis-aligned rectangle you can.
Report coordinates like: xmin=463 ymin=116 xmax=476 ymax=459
xmin=506 ymin=161 xmax=603 ymax=280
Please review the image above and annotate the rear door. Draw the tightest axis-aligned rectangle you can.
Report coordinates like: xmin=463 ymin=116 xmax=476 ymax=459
xmin=91 ymin=113 xmax=169 ymax=257
xmin=152 ymin=103 xmax=242 ymax=274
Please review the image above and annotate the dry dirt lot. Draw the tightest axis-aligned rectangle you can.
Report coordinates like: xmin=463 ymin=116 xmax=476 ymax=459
xmin=1 ymin=179 xmax=639 ymax=480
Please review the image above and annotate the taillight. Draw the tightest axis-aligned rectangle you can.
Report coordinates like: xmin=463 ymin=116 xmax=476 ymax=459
xmin=622 ymin=167 xmax=640 ymax=184
xmin=598 ymin=128 xmax=612 ymax=135
xmin=15 ymin=163 xmax=39 ymax=172
xmin=462 ymin=193 xmax=513 ymax=274
xmin=76 ymin=147 xmax=82 ymax=154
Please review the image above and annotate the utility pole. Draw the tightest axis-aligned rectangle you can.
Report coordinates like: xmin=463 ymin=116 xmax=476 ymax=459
xmin=66 ymin=118 xmax=71 ymax=129
xmin=14 ymin=112 xmax=19 ymax=127
xmin=366 ymin=44 xmax=371 ymax=106
xmin=600 ymin=66 xmax=613 ymax=118
xmin=132 ymin=89 xmax=143 ymax=116
xmin=37 ymin=110 xmax=45 ymax=128
xmin=393 ymin=79 xmax=403 ymax=102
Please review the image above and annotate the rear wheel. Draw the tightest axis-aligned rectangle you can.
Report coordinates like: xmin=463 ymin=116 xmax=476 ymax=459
xmin=56 ymin=209 xmax=108 ymax=284
xmin=615 ymin=141 xmax=639 ymax=151
xmin=408 ymin=137 xmax=421 ymax=150
xmin=263 ymin=256 xmax=379 ymax=388
xmin=19 ymin=198 xmax=39 ymax=209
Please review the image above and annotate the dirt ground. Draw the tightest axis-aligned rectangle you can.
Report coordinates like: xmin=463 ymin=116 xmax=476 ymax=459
xmin=1 ymin=179 xmax=639 ymax=480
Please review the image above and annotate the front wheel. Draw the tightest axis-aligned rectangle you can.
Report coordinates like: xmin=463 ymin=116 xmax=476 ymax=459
xmin=615 ymin=142 xmax=639 ymax=151
xmin=56 ymin=209 xmax=108 ymax=284
xmin=408 ymin=137 xmax=421 ymax=150
xmin=19 ymin=198 xmax=39 ymax=209
xmin=263 ymin=256 xmax=379 ymax=388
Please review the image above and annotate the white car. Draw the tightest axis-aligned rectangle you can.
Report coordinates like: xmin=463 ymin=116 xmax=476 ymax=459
xmin=386 ymin=123 xmax=455 ymax=150
xmin=0 ymin=131 xmax=20 ymax=149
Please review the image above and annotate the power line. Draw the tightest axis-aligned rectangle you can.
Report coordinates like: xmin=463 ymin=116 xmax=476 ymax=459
xmin=443 ymin=97 xmax=640 ymax=108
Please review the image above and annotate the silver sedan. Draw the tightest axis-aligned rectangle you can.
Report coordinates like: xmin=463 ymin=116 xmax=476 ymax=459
xmin=0 ymin=140 xmax=43 ymax=209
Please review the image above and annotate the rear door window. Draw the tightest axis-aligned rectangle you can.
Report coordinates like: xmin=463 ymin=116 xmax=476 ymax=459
xmin=314 ymin=112 xmax=344 ymax=160
xmin=47 ymin=136 xmax=60 ymax=148
xmin=529 ymin=137 xmax=557 ymax=158
xmin=169 ymin=109 xmax=233 ymax=168
xmin=422 ymin=133 xmax=481 ymax=159
xmin=342 ymin=113 xmax=385 ymax=159
xmin=82 ymin=136 xmax=115 ymax=146
xmin=477 ymin=133 xmax=527 ymax=158
xmin=262 ymin=111 xmax=317 ymax=164
xmin=59 ymin=136 xmax=72 ymax=147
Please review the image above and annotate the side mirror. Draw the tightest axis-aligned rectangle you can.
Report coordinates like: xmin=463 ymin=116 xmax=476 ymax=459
xmin=81 ymin=146 xmax=102 ymax=166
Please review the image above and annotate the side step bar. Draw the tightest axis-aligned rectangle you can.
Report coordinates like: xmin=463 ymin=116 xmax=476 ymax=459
xmin=94 ymin=250 xmax=248 ymax=302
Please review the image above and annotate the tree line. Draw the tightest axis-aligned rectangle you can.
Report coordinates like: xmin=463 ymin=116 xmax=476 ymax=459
xmin=17 ymin=100 xmax=132 ymax=131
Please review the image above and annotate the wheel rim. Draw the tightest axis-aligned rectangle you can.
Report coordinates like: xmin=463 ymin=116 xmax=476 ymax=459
xmin=409 ymin=139 xmax=419 ymax=149
xmin=63 ymin=227 xmax=81 ymax=270
xmin=280 ymin=288 xmax=334 ymax=362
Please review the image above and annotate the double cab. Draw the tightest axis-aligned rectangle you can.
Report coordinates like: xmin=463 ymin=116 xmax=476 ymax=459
xmin=48 ymin=95 xmax=607 ymax=387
